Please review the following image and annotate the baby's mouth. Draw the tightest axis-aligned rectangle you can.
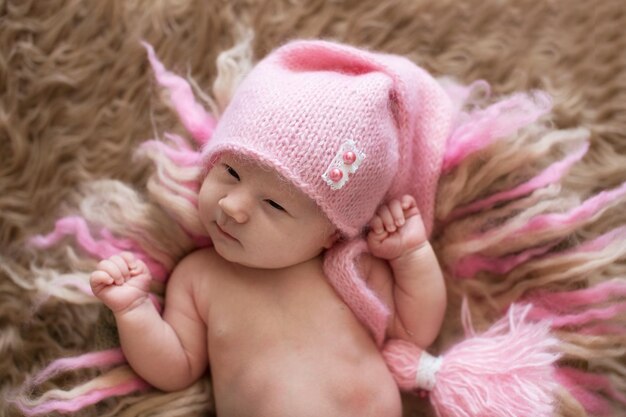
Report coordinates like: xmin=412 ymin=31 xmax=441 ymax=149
xmin=214 ymin=222 xmax=239 ymax=242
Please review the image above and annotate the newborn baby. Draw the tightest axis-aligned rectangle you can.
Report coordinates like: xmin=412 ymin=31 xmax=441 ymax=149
xmin=90 ymin=39 xmax=451 ymax=416
xmin=90 ymin=155 xmax=445 ymax=416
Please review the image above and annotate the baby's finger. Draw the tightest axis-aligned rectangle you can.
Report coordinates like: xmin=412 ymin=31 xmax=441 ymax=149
xmin=369 ymin=216 xmax=385 ymax=235
xmin=377 ymin=205 xmax=396 ymax=232
xmin=120 ymin=251 xmax=144 ymax=275
xmin=388 ymin=199 xmax=405 ymax=227
xmin=402 ymin=194 xmax=418 ymax=216
xmin=90 ymin=270 xmax=114 ymax=287
xmin=110 ymin=254 xmax=130 ymax=278
xmin=97 ymin=259 xmax=124 ymax=285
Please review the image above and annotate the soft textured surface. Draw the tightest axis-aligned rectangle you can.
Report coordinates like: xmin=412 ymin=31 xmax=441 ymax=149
xmin=1 ymin=1 xmax=625 ymax=416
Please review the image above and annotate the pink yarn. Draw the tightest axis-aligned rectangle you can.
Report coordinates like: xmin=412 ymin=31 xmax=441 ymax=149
xmin=453 ymin=239 xmax=559 ymax=279
xmin=528 ymin=279 xmax=626 ymax=329
xmin=29 ymin=216 xmax=169 ymax=282
xmin=31 ymin=349 xmax=126 ymax=386
xmin=514 ymin=181 xmax=626 ymax=235
xmin=16 ymin=378 xmax=149 ymax=416
xmin=447 ymin=141 xmax=589 ymax=222
xmin=382 ymin=303 xmax=561 ymax=417
xmin=555 ymin=368 xmax=626 ymax=416
xmin=142 ymin=42 xmax=215 ymax=144
xmin=442 ymin=91 xmax=552 ymax=173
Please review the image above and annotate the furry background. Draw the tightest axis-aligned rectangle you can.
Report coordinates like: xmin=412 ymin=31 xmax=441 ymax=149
xmin=1 ymin=0 xmax=625 ymax=416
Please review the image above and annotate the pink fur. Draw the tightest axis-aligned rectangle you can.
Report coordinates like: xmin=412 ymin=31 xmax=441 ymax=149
xmin=556 ymin=368 xmax=626 ymax=416
xmin=142 ymin=42 xmax=215 ymax=144
xmin=453 ymin=240 xmax=559 ymax=279
xmin=31 ymin=349 xmax=126 ymax=386
xmin=447 ymin=142 xmax=589 ymax=221
xmin=30 ymin=216 xmax=169 ymax=282
xmin=17 ymin=378 xmax=149 ymax=415
xmin=515 ymin=181 xmax=626 ymax=235
xmin=528 ymin=279 xmax=626 ymax=329
xmin=442 ymin=91 xmax=552 ymax=173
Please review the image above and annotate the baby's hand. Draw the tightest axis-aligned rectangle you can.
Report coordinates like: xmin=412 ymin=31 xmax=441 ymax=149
xmin=90 ymin=252 xmax=152 ymax=314
xmin=367 ymin=195 xmax=428 ymax=261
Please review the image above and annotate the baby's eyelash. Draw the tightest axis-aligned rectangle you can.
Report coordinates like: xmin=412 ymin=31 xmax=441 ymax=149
xmin=266 ymin=199 xmax=286 ymax=212
xmin=224 ymin=164 xmax=240 ymax=180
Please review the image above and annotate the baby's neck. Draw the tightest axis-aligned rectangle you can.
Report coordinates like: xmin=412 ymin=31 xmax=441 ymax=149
xmin=227 ymin=253 xmax=326 ymax=279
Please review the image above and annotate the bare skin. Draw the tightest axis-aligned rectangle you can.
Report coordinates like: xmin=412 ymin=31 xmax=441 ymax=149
xmin=90 ymin=155 xmax=446 ymax=417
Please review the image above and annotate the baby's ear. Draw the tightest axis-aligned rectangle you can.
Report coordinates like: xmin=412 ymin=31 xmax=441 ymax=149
xmin=323 ymin=230 xmax=341 ymax=249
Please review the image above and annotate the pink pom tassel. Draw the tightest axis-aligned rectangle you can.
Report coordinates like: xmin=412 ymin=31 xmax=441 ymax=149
xmin=382 ymin=303 xmax=561 ymax=417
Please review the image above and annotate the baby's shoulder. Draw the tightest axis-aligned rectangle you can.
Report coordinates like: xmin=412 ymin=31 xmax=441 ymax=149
xmin=170 ymin=247 xmax=227 ymax=285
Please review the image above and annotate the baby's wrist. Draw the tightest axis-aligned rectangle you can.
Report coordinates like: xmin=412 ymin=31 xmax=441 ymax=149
xmin=389 ymin=241 xmax=430 ymax=270
xmin=112 ymin=296 xmax=152 ymax=318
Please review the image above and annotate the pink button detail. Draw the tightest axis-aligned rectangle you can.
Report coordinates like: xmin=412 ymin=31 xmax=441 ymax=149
xmin=329 ymin=168 xmax=343 ymax=182
xmin=343 ymin=151 xmax=357 ymax=165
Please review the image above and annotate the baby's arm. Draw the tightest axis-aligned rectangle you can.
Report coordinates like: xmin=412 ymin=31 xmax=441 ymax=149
xmin=90 ymin=252 xmax=208 ymax=391
xmin=366 ymin=195 xmax=446 ymax=348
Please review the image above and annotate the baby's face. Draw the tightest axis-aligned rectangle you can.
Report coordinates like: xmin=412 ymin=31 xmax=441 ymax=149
xmin=198 ymin=154 xmax=338 ymax=269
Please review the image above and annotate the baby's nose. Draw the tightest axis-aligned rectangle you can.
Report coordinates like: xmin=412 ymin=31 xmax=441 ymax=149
xmin=218 ymin=194 xmax=250 ymax=223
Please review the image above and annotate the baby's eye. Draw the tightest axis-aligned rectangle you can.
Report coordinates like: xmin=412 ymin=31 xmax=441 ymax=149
xmin=266 ymin=199 xmax=286 ymax=212
xmin=224 ymin=164 xmax=240 ymax=180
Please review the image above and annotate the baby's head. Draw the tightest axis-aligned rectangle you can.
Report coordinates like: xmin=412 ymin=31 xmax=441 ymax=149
xmin=199 ymin=152 xmax=338 ymax=268
xmin=199 ymin=40 xmax=452 ymax=266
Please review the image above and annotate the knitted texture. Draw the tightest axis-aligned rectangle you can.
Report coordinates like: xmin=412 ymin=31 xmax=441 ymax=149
xmin=202 ymin=40 xmax=453 ymax=239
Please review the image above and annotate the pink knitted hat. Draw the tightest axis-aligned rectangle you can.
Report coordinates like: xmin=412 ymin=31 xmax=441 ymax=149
xmin=202 ymin=40 xmax=453 ymax=344
xmin=202 ymin=40 xmax=453 ymax=239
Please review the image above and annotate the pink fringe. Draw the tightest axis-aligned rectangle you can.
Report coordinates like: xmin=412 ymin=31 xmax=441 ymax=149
xmin=17 ymin=378 xmax=149 ymax=415
xmin=142 ymin=41 xmax=215 ymax=145
xmin=453 ymin=240 xmax=559 ymax=279
xmin=442 ymin=91 xmax=552 ymax=173
xmin=556 ymin=368 xmax=626 ymax=416
xmin=514 ymin=181 xmax=626 ymax=236
xmin=454 ymin=225 xmax=626 ymax=280
xmin=447 ymin=142 xmax=589 ymax=222
xmin=29 ymin=216 xmax=169 ymax=282
xmin=528 ymin=279 xmax=626 ymax=331
xmin=15 ymin=349 xmax=149 ymax=416
xmin=31 ymin=349 xmax=126 ymax=386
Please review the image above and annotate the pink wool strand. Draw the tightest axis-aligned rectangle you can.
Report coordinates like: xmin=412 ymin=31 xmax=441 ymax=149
xmin=447 ymin=141 xmax=589 ymax=222
xmin=453 ymin=239 xmax=559 ymax=279
xmin=30 ymin=216 xmax=169 ymax=282
xmin=30 ymin=349 xmax=126 ymax=386
xmin=442 ymin=91 xmax=552 ymax=172
xmin=16 ymin=378 xmax=149 ymax=416
xmin=142 ymin=41 xmax=215 ymax=144
xmin=556 ymin=368 xmax=626 ymax=416
xmin=514 ymin=181 xmax=626 ymax=236
xmin=528 ymin=279 xmax=626 ymax=330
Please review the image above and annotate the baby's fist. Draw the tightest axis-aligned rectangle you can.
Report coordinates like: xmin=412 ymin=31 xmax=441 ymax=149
xmin=90 ymin=252 xmax=152 ymax=314
xmin=367 ymin=195 xmax=428 ymax=260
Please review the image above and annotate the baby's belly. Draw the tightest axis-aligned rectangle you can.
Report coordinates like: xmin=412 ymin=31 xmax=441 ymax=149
xmin=205 ymin=258 xmax=402 ymax=417
xmin=211 ymin=342 xmax=401 ymax=417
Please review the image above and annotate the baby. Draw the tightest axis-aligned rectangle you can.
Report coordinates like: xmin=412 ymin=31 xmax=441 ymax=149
xmin=90 ymin=39 xmax=450 ymax=417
